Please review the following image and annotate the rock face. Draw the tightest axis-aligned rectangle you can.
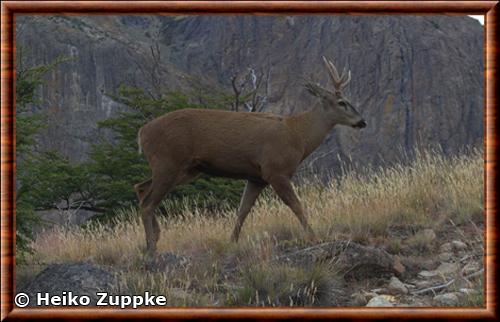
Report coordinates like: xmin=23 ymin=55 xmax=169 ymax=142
xmin=16 ymin=15 xmax=483 ymax=170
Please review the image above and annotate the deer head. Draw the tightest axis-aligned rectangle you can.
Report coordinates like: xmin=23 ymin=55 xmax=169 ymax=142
xmin=305 ymin=56 xmax=366 ymax=129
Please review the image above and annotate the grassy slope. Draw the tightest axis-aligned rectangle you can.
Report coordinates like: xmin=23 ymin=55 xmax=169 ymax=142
xmin=20 ymin=148 xmax=484 ymax=306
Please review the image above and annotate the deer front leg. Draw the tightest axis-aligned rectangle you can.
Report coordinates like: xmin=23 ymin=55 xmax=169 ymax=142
xmin=268 ymin=175 xmax=316 ymax=241
xmin=231 ymin=181 xmax=267 ymax=242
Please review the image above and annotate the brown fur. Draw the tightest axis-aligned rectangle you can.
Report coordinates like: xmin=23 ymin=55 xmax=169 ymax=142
xmin=135 ymin=58 xmax=366 ymax=256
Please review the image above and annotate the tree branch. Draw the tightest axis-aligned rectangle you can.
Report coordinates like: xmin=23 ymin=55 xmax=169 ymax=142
xmin=231 ymin=75 xmax=241 ymax=112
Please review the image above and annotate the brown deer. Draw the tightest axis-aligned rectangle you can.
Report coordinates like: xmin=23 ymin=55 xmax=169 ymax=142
xmin=135 ymin=57 xmax=366 ymax=256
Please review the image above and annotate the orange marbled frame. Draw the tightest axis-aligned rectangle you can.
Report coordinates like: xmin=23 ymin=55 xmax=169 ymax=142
xmin=1 ymin=1 xmax=497 ymax=320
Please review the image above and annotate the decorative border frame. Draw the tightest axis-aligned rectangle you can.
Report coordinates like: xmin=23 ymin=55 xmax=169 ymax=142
xmin=1 ymin=1 xmax=497 ymax=320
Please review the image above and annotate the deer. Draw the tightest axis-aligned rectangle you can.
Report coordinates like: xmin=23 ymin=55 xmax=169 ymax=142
xmin=134 ymin=57 xmax=366 ymax=256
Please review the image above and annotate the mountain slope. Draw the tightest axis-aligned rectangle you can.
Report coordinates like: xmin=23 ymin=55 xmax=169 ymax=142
xmin=16 ymin=15 xmax=484 ymax=171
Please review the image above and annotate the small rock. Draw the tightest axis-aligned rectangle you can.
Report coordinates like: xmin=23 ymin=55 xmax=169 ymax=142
xmin=351 ymin=292 xmax=368 ymax=306
xmin=459 ymin=288 xmax=480 ymax=296
xmin=414 ymin=280 xmax=434 ymax=288
xmin=433 ymin=292 xmax=459 ymax=306
xmin=418 ymin=270 xmax=438 ymax=278
xmin=440 ymin=242 xmax=453 ymax=253
xmin=462 ymin=261 xmax=480 ymax=275
xmin=451 ymin=240 xmax=467 ymax=251
xmin=421 ymin=229 xmax=436 ymax=242
xmin=366 ymin=295 xmax=396 ymax=307
xmin=393 ymin=255 xmax=406 ymax=275
xmin=438 ymin=252 xmax=453 ymax=262
xmin=388 ymin=276 xmax=408 ymax=294
xmin=362 ymin=291 xmax=379 ymax=300
xmin=435 ymin=262 xmax=460 ymax=275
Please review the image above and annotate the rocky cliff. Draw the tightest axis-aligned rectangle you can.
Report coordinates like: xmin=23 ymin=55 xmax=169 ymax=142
xmin=16 ymin=15 xmax=484 ymax=172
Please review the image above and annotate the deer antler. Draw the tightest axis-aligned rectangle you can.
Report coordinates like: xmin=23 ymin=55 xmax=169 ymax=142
xmin=341 ymin=70 xmax=351 ymax=88
xmin=322 ymin=56 xmax=351 ymax=90
xmin=322 ymin=56 xmax=341 ymax=85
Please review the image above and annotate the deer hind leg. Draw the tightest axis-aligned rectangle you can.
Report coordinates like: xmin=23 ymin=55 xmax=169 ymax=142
xmin=267 ymin=175 xmax=316 ymax=240
xmin=134 ymin=178 xmax=152 ymax=205
xmin=139 ymin=167 xmax=182 ymax=257
xmin=231 ymin=180 xmax=267 ymax=242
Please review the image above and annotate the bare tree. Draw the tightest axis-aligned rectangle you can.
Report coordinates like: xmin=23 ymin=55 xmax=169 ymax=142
xmin=230 ymin=66 xmax=272 ymax=113
xmin=125 ymin=18 xmax=169 ymax=100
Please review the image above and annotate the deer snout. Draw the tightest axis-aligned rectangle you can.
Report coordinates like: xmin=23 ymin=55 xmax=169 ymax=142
xmin=353 ymin=119 xmax=367 ymax=129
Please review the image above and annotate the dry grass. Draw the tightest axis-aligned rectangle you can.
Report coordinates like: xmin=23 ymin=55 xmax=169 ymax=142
xmin=21 ymin=148 xmax=484 ymax=306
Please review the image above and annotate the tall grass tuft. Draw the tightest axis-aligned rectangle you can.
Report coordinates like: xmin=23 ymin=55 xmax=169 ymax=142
xmin=231 ymin=261 xmax=338 ymax=306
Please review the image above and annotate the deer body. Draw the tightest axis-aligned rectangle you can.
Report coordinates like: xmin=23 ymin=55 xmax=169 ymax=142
xmin=135 ymin=57 xmax=366 ymax=256
xmin=139 ymin=107 xmax=335 ymax=181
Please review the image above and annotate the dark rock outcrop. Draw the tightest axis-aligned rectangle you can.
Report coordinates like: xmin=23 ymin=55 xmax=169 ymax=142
xmin=279 ymin=240 xmax=402 ymax=279
xmin=20 ymin=262 xmax=116 ymax=306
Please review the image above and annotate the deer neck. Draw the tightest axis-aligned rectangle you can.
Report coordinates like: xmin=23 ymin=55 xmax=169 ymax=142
xmin=288 ymin=104 xmax=337 ymax=159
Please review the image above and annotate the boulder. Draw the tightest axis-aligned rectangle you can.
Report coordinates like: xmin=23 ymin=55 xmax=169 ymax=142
xmin=333 ymin=241 xmax=399 ymax=279
xmin=279 ymin=240 xmax=401 ymax=279
xmin=20 ymin=262 xmax=116 ymax=306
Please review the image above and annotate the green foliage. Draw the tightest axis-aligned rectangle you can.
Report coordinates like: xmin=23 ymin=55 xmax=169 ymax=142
xmin=88 ymin=85 xmax=244 ymax=221
xmin=15 ymin=201 xmax=38 ymax=259
xmin=15 ymin=50 xmax=72 ymax=255
xmin=17 ymin=151 xmax=89 ymax=209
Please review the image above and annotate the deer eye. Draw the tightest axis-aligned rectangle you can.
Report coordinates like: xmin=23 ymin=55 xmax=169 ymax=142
xmin=338 ymin=101 xmax=348 ymax=109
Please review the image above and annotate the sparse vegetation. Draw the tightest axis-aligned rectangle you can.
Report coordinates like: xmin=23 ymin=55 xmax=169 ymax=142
xmin=18 ymin=147 xmax=484 ymax=306
xmin=232 ymin=261 xmax=338 ymax=306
